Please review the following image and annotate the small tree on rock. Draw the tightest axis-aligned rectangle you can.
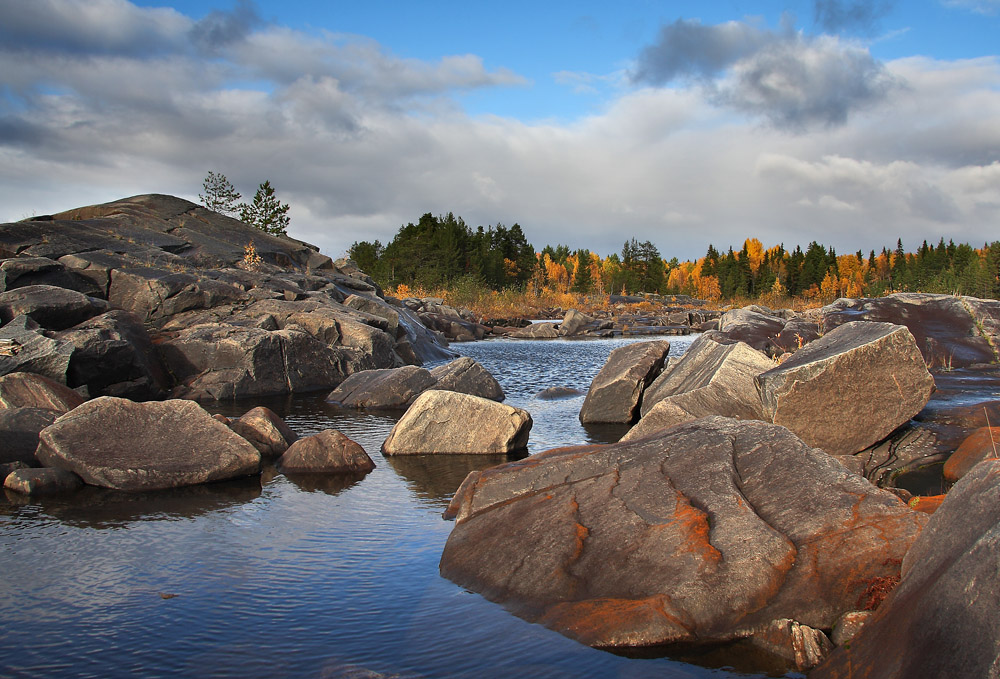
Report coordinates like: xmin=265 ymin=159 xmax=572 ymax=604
xmin=199 ymin=171 xmax=242 ymax=216
xmin=239 ymin=180 xmax=290 ymax=237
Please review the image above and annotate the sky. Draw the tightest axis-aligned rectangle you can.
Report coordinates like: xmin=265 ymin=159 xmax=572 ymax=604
xmin=0 ymin=0 xmax=998 ymax=262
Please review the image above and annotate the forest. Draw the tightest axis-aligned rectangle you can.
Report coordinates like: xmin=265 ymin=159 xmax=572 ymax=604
xmin=350 ymin=214 xmax=1000 ymax=303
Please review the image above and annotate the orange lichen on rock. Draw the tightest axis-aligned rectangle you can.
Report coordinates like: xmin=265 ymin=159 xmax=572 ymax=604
xmin=943 ymin=427 xmax=1000 ymax=483
xmin=538 ymin=595 xmax=691 ymax=647
xmin=908 ymin=494 xmax=946 ymax=514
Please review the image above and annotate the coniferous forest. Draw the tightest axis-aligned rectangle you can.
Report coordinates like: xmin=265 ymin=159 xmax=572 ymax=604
xmin=351 ymin=214 xmax=1000 ymax=303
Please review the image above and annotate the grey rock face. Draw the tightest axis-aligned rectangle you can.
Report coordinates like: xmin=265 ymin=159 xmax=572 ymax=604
xmin=578 ymin=340 xmax=671 ymax=424
xmin=0 ymin=285 xmax=109 ymax=330
xmin=0 ymin=407 xmax=59 ymax=464
xmin=624 ymin=335 xmax=772 ymax=441
xmin=440 ymin=417 xmax=925 ymax=654
xmin=755 ymin=321 xmax=935 ymax=455
xmin=0 ymin=371 xmax=84 ymax=412
xmin=327 ymin=365 xmax=437 ymax=409
xmin=57 ymin=310 xmax=169 ymax=400
xmin=275 ymin=429 xmax=375 ymax=474
xmin=383 ymin=390 xmax=532 ymax=455
xmin=430 ymin=357 xmax=505 ymax=402
xmin=508 ymin=322 xmax=559 ymax=339
xmin=0 ymin=315 xmax=76 ymax=383
xmin=37 ymin=397 xmax=261 ymax=490
xmin=229 ymin=406 xmax=298 ymax=459
xmin=811 ymin=459 xmax=1000 ymax=679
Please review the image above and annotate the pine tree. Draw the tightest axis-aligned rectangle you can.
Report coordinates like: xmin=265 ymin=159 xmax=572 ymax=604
xmin=239 ymin=180 xmax=290 ymax=236
xmin=199 ymin=171 xmax=241 ymax=216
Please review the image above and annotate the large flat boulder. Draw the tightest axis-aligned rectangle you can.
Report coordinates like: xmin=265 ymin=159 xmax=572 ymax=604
xmin=578 ymin=340 xmax=671 ymax=424
xmin=755 ymin=321 xmax=935 ymax=456
xmin=625 ymin=334 xmax=772 ymax=441
xmin=36 ymin=397 xmax=261 ymax=490
xmin=811 ymin=459 xmax=1000 ymax=679
xmin=326 ymin=365 xmax=436 ymax=409
xmin=440 ymin=416 xmax=926 ymax=661
xmin=430 ymin=357 xmax=505 ymax=402
xmin=383 ymin=390 xmax=532 ymax=455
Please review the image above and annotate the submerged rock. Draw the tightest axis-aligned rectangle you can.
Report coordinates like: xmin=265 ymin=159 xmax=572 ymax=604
xmin=383 ymin=390 xmax=532 ymax=455
xmin=755 ymin=321 xmax=935 ymax=456
xmin=37 ymin=397 xmax=261 ymax=490
xmin=440 ymin=417 xmax=925 ymax=655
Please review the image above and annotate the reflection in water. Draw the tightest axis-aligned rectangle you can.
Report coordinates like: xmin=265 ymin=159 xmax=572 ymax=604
xmin=282 ymin=472 xmax=367 ymax=496
xmin=2 ymin=476 xmax=263 ymax=529
xmin=386 ymin=453 xmax=521 ymax=507
xmin=0 ymin=335 xmax=761 ymax=679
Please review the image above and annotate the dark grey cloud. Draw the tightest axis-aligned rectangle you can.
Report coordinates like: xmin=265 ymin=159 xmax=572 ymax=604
xmin=190 ymin=0 xmax=262 ymax=55
xmin=813 ymin=0 xmax=894 ymax=35
xmin=718 ymin=37 xmax=899 ymax=128
xmin=0 ymin=0 xmax=187 ymax=57
xmin=631 ymin=19 xmax=776 ymax=84
xmin=632 ymin=17 xmax=899 ymax=129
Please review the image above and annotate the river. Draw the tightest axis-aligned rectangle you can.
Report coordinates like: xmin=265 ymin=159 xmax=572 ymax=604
xmin=1 ymin=334 xmax=793 ymax=679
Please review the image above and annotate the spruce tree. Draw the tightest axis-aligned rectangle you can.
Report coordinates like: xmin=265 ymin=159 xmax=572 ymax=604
xmin=239 ymin=180 xmax=290 ymax=237
xmin=199 ymin=171 xmax=241 ymax=216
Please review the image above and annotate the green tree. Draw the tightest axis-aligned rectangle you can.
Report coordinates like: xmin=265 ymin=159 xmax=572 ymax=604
xmin=239 ymin=181 xmax=290 ymax=236
xmin=571 ymin=248 xmax=594 ymax=293
xmin=199 ymin=171 xmax=241 ymax=216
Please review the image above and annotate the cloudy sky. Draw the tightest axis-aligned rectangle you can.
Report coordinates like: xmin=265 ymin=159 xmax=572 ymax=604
xmin=1 ymin=0 xmax=998 ymax=261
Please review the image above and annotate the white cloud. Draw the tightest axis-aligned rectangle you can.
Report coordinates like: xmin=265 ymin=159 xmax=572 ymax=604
xmin=0 ymin=1 xmax=998 ymax=263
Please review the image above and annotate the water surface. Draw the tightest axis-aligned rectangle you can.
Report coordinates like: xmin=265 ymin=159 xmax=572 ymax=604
xmin=1 ymin=334 xmax=794 ymax=679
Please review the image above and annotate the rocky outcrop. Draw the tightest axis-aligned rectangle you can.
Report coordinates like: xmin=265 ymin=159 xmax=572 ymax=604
xmin=0 ymin=194 xmax=454 ymax=400
xmin=508 ymin=322 xmax=560 ymax=339
xmin=808 ymin=293 xmax=1000 ymax=369
xmin=0 ymin=285 xmax=109 ymax=330
xmin=440 ymin=417 xmax=925 ymax=659
xmin=714 ymin=307 xmax=786 ymax=356
xmin=755 ymin=321 xmax=935 ymax=456
xmin=624 ymin=335 xmax=772 ymax=441
xmin=229 ymin=406 xmax=299 ymax=459
xmin=557 ymin=309 xmax=612 ymax=337
xmin=326 ymin=365 xmax=437 ymax=409
xmin=383 ymin=390 xmax=532 ymax=455
xmin=57 ymin=310 xmax=169 ymax=400
xmin=578 ymin=340 xmax=671 ymax=424
xmin=36 ymin=397 xmax=261 ymax=490
xmin=0 ymin=371 xmax=84 ymax=411
xmin=811 ymin=459 xmax=1000 ymax=679
xmin=0 ymin=315 xmax=75 ymax=383
xmin=275 ymin=429 xmax=375 ymax=474
xmin=429 ymin=357 xmax=505 ymax=401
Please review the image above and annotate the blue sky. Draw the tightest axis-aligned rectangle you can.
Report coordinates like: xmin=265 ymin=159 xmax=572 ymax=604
xmin=2 ymin=0 xmax=998 ymax=261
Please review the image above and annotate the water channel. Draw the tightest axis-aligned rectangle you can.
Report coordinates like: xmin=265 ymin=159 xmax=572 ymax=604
xmin=1 ymin=333 xmax=799 ymax=679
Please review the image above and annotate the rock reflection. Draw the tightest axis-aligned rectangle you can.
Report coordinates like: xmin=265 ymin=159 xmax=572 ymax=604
xmin=4 ymin=476 xmax=263 ymax=528
xmin=282 ymin=472 xmax=368 ymax=496
xmin=386 ymin=453 xmax=525 ymax=507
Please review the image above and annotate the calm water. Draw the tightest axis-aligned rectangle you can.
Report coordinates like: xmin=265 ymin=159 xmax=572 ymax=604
xmin=1 ymin=334 xmax=791 ymax=679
